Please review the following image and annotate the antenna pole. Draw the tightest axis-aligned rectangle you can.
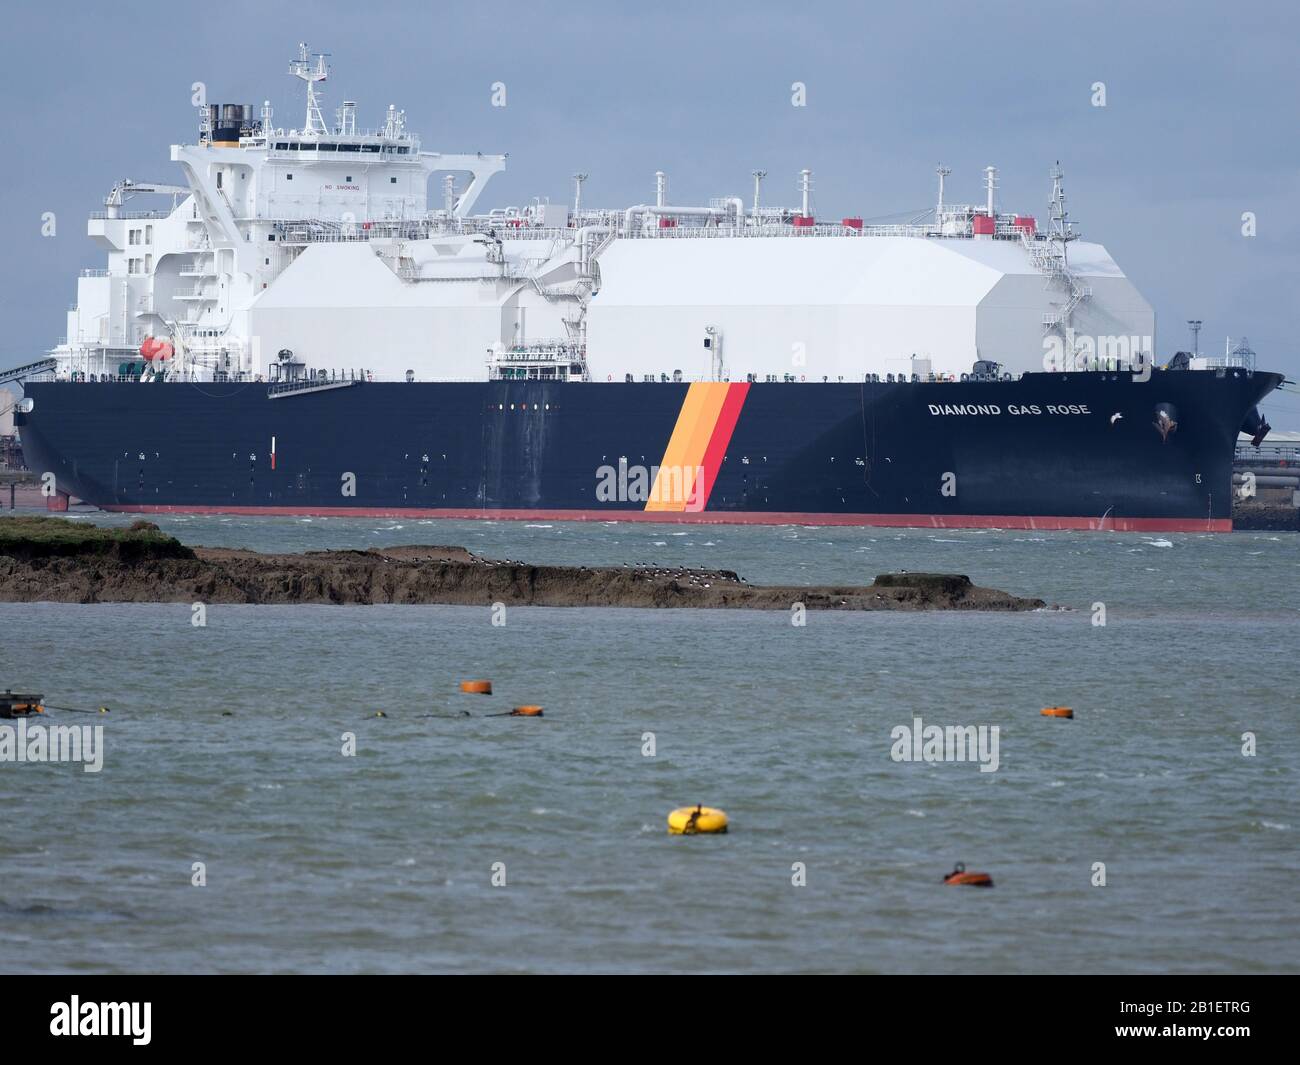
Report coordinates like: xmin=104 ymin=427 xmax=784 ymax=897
xmin=751 ymin=170 xmax=767 ymax=218
xmin=984 ymin=165 xmax=998 ymax=218
xmin=1049 ymin=161 xmax=1075 ymax=266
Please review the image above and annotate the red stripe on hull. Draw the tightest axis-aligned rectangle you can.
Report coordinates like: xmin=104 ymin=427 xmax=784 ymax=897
xmin=696 ymin=382 xmax=750 ymax=510
xmin=99 ymin=503 xmax=1232 ymax=533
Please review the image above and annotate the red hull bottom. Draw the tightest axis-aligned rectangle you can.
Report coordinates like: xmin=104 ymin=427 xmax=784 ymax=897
xmin=98 ymin=504 xmax=1232 ymax=533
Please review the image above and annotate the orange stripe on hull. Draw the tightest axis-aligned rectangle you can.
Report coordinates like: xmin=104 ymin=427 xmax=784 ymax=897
xmin=646 ymin=382 xmax=730 ymax=512
xmin=643 ymin=382 xmax=711 ymax=511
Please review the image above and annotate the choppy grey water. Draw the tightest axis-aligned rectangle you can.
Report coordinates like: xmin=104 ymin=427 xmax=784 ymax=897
xmin=1 ymin=512 xmax=1296 ymax=973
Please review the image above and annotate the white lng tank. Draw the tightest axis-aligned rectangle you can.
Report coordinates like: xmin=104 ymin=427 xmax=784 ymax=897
xmin=49 ymin=45 xmax=1154 ymax=387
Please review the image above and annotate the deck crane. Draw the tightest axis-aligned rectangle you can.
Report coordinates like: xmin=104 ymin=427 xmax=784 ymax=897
xmin=103 ymin=179 xmax=190 ymax=218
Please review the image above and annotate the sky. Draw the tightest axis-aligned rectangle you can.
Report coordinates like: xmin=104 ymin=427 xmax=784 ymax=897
xmin=1 ymin=0 xmax=1296 ymax=425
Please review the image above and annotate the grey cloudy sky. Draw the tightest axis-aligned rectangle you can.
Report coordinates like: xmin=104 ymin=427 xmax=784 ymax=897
xmin=1 ymin=0 xmax=1296 ymax=424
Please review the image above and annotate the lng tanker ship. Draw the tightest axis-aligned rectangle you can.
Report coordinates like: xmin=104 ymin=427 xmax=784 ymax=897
xmin=7 ymin=45 xmax=1282 ymax=530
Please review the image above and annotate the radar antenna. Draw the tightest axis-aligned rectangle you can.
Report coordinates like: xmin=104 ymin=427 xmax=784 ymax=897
xmin=289 ymin=43 xmax=330 ymax=135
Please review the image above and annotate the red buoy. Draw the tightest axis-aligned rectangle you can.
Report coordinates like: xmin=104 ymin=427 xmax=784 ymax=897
xmin=943 ymin=862 xmax=994 ymax=887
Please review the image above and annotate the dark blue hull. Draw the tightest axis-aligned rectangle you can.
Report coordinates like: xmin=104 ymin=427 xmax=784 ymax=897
xmin=16 ymin=369 xmax=1282 ymax=531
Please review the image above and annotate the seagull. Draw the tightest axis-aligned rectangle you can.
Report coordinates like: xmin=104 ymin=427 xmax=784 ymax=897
xmin=1110 ymin=412 xmax=1123 ymax=424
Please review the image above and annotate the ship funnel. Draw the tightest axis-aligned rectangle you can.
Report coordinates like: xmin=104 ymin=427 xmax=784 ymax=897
xmin=212 ymin=104 xmax=252 ymax=144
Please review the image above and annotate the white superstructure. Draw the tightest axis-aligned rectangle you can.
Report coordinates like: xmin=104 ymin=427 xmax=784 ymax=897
xmin=50 ymin=45 xmax=1155 ymax=386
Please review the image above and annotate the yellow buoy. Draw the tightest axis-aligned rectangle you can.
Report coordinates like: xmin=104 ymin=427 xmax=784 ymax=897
xmin=459 ymin=680 xmax=493 ymax=695
xmin=1041 ymin=706 xmax=1074 ymax=718
xmin=667 ymin=804 xmax=729 ymax=835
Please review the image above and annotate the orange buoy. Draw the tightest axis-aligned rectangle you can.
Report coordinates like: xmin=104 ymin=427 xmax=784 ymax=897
xmin=1041 ymin=706 xmax=1074 ymax=718
xmin=510 ymin=705 xmax=544 ymax=717
xmin=943 ymin=862 xmax=993 ymax=887
xmin=459 ymin=680 xmax=492 ymax=695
